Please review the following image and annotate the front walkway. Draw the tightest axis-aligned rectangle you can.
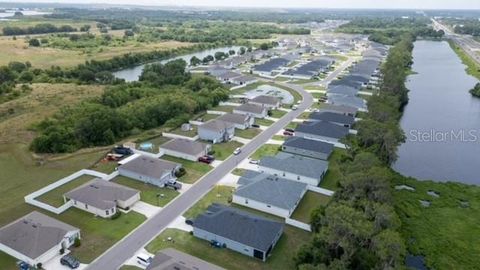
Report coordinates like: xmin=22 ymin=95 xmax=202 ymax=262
xmin=167 ymin=215 xmax=193 ymax=232
xmin=218 ymin=173 xmax=240 ymax=187
xmin=131 ymin=201 xmax=162 ymax=218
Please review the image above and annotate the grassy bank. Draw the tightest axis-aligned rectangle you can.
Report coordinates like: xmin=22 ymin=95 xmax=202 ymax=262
xmin=448 ymin=40 xmax=480 ymax=80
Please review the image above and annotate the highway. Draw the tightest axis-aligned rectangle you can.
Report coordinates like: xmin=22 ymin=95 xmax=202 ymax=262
xmin=87 ymin=78 xmax=314 ymax=270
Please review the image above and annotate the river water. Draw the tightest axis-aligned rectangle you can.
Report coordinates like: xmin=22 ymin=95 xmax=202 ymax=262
xmin=392 ymin=40 xmax=480 ymax=185
xmin=113 ymin=46 xmax=241 ymax=82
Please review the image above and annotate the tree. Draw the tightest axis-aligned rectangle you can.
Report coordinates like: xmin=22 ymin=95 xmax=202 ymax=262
xmin=28 ymin=38 xmax=41 ymax=47
xmin=124 ymin=30 xmax=134 ymax=37
xmin=228 ymin=49 xmax=235 ymax=55
xmin=260 ymin=43 xmax=269 ymax=50
xmin=239 ymin=46 xmax=246 ymax=55
xmin=190 ymin=56 xmax=201 ymax=66
xmin=469 ymin=82 xmax=480 ymax=97
xmin=372 ymin=230 xmax=405 ymax=269
xmin=214 ymin=51 xmax=227 ymax=61
xmin=80 ymin=24 xmax=91 ymax=32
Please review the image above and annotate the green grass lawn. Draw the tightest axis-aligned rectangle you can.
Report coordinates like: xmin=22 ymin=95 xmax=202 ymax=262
xmin=211 ymin=141 xmax=243 ymax=161
xmin=198 ymin=113 xmax=219 ymax=122
xmin=235 ymin=128 xmax=261 ymax=139
xmin=285 ymin=122 xmax=298 ymax=130
xmin=184 ymin=185 xmax=235 ymax=219
xmin=270 ymin=110 xmax=287 ymax=118
xmin=36 ymin=175 xmax=95 ymax=207
xmin=91 ymin=160 xmax=118 ymax=174
xmin=0 ymin=252 xmax=16 ymax=270
xmin=210 ymin=105 xmax=235 ymax=113
xmin=271 ymin=135 xmax=285 ymax=141
xmin=448 ymin=40 xmax=480 ymax=80
xmin=112 ymin=176 xmax=179 ymax=207
xmin=393 ymin=175 xmax=480 ymax=270
xmin=311 ymin=92 xmax=326 ymax=99
xmin=168 ymin=126 xmax=198 ymax=138
xmin=119 ymin=266 xmax=143 ymax=270
xmin=290 ymin=79 xmax=319 ymax=85
xmin=231 ymin=168 xmax=246 ymax=176
xmin=57 ymin=208 xmax=146 ymax=263
xmin=162 ymin=155 xmax=213 ymax=184
xmin=250 ymin=144 xmax=280 ymax=160
xmin=290 ymin=191 xmax=331 ymax=223
xmin=304 ymin=85 xmax=326 ymax=91
xmin=135 ymin=136 xmax=171 ymax=154
xmin=319 ymin=149 xmax=347 ymax=191
xmin=298 ymin=112 xmax=311 ymax=119
xmin=255 ymin=118 xmax=274 ymax=126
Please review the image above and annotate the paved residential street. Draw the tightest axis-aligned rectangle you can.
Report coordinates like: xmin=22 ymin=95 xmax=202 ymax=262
xmin=87 ymin=82 xmax=314 ymax=270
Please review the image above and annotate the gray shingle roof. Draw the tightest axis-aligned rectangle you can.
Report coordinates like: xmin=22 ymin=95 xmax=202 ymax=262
xmin=217 ymin=113 xmax=250 ymax=125
xmin=146 ymin=248 xmax=225 ymax=270
xmin=235 ymin=172 xmax=307 ymax=210
xmin=318 ymin=104 xmax=358 ymax=115
xmin=193 ymin=204 xmax=283 ymax=252
xmin=328 ymin=94 xmax=366 ymax=110
xmin=234 ymin=103 xmax=266 ymax=114
xmin=254 ymin=58 xmax=290 ymax=72
xmin=232 ymin=75 xmax=257 ymax=83
xmin=295 ymin=121 xmax=349 ymax=139
xmin=283 ymin=136 xmax=334 ymax=155
xmin=309 ymin=112 xmax=355 ymax=126
xmin=259 ymin=152 xmax=328 ymax=179
xmin=119 ymin=155 xmax=179 ymax=179
xmin=218 ymin=71 xmax=242 ymax=80
xmin=65 ymin=179 xmax=139 ymax=210
xmin=160 ymin=139 xmax=209 ymax=156
xmin=0 ymin=211 xmax=79 ymax=260
xmin=250 ymin=95 xmax=280 ymax=106
xmin=200 ymin=119 xmax=235 ymax=132
xmin=328 ymin=84 xmax=359 ymax=96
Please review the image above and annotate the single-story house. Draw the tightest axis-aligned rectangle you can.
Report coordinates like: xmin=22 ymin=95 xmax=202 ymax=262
xmin=282 ymin=136 xmax=334 ymax=160
xmin=118 ymin=155 xmax=181 ymax=187
xmin=233 ymin=103 xmax=268 ymax=119
xmin=0 ymin=211 xmax=80 ymax=267
xmin=230 ymin=75 xmax=258 ymax=86
xmin=146 ymin=248 xmax=225 ymax=270
xmin=258 ymin=152 xmax=328 ymax=186
xmin=217 ymin=113 xmax=254 ymax=130
xmin=295 ymin=121 xmax=349 ymax=144
xmin=192 ymin=204 xmax=284 ymax=262
xmin=159 ymin=139 xmax=211 ymax=161
xmin=217 ymin=71 xmax=242 ymax=83
xmin=249 ymin=95 xmax=281 ymax=109
xmin=233 ymin=170 xmax=307 ymax=218
xmin=198 ymin=119 xmax=235 ymax=144
xmin=308 ymin=111 xmax=355 ymax=128
xmin=317 ymin=104 xmax=357 ymax=117
xmin=327 ymin=94 xmax=367 ymax=110
xmin=64 ymin=179 xmax=140 ymax=218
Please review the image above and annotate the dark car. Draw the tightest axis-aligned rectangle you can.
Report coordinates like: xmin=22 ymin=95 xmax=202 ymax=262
xmin=251 ymin=124 xmax=260 ymax=128
xmin=60 ymin=255 xmax=80 ymax=269
xmin=283 ymin=131 xmax=294 ymax=136
xmin=198 ymin=156 xmax=213 ymax=164
xmin=285 ymin=128 xmax=295 ymax=133
xmin=165 ymin=181 xmax=182 ymax=190
xmin=113 ymin=146 xmax=133 ymax=156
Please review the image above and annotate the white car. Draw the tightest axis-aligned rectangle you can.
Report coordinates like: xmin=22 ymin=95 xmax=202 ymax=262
xmin=292 ymin=105 xmax=298 ymax=110
xmin=233 ymin=148 xmax=242 ymax=155
xmin=136 ymin=253 xmax=152 ymax=267
xmin=249 ymin=159 xmax=259 ymax=164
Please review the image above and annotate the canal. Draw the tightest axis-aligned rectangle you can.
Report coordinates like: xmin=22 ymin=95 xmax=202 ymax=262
xmin=113 ymin=46 xmax=241 ymax=82
xmin=393 ymin=40 xmax=480 ymax=185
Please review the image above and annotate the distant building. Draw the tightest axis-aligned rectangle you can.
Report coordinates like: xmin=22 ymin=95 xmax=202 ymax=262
xmin=64 ymin=179 xmax=140 ymax=218
xmin=198 ymin=119 xmax=235 ymax=144
xmin=308 ymin=111 xmax=355 ymax=128
xmin=118 ymin=155 xmax=181 ymax=187
xmin=249 ymin=95 xmax=281 ymax=109
xmin=146 ymin=248 xmax=225 ymax=270
xmin=295 ymin=121 xmax=349 ymax=144
xmin=217 ymin=113 xmax=254 ymax=130
xmin=192 ymin=204 xmax=284 ymax=261
xmin=233 ymin=103 xmax=268 ymax=119
xmin=282 ymin=136 xmax=334 ymax=160
xmin=233 ymin=171 xmax=307 ymax=218
xmin=259 ymin=152 xmax=328 ymax=186
xmin=160 ymin=139 xmax=211 ymax=161
xmin=316 ymin=104 xmax=358 ymax=117
xmin=0 ymin=211 xmax=80 ymax=266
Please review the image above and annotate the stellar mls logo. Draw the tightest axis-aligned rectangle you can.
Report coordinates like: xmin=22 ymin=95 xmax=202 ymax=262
xmin=408 ymin=129 xmax=479 ymax=143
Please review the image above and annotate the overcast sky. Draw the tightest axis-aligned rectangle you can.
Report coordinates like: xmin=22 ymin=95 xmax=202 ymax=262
xmin=7 ymin=0 xmax=480 ymax=9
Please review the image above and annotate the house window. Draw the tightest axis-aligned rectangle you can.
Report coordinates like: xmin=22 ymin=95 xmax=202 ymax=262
xmin=106 ymin=210 xmax=109 ymax=216
xmin=112 ymin=208 xmax=116 ymax=213
xmin=267 ymin=205 xmax=271 ymax=208
xmin=283 ymin=172 xmax=285 ymax=177
xmin=297 ymin=176 xmax=300 ymax=180
xmin=73 ymin=200 xmax=77 ymax=205
xmin=85 ymin=204 xmax=88 ymax=209
xmin=245 ymin=199 xmax=249 ymax=204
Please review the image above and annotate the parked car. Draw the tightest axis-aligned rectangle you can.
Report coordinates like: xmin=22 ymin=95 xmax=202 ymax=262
xmin=283 ymin=131 xmax=294 ymax=136
xmin=285 ymin=128 xmax=295 ymax=133
xmin=233 ymin=148 xmax=242 ymax=155
xmin=292 ymin=105 xmax=298 ymax=110
xmin=249 ymin=159 xmax=259 ymax=164
xmin=198 ymin=156 xmax=212 ymax=164
xmin=251 ymin=124 xmax=260 ymax=128
xmin=113 ymin=146 xmax=133 ymax=156
xmin=60 ymin=255 xmax=80 ymax=269
xmin=165 ymin=181 xmax=182 ymax=190
xmin=205 ymin=155 xmax=215 ymax=161
xmin=136 ymin=253 xmax=153 ymax=266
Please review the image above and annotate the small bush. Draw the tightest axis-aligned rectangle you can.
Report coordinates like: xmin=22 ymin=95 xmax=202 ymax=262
xmin=175 ymin=167 xmax=186 ymax=177
xmin=110 ymin=211 xmax=121 ymax=220
xmin=73 ymin=237 xmax=81 ymax=247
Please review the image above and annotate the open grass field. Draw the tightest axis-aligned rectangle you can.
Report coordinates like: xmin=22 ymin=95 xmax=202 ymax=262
xmin=250 ymin=144 xmax=280 ymax=160
xmin=36 ymin=175 xmax=95 ymax=207
xmin=290 ymin=191 xmax=331 ymax=223
xmin=393 ymin=175 xmax=480 ymax=270
xmin=235 ymin=127 xmax=261 ymax=139
xmin=319 ymin=148 xmax=347 ymax=191
xmin=162 ymin=155 xmax=213 ymax=184
xmin=211 ymin=141 xmax=243 ymax=161
xmin=112 ymin=176 xmax=179 ymax=207
xmin=0 ymin=35 xmax=192 ymax=68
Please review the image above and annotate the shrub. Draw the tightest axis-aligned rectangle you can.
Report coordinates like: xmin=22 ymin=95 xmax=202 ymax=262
xmin=73 ymin=237 xmax=81 ymax=247
xmin=175 ymin=167 xmax=186 ymax=177
xmin=110 ymin=211 xmax=121 ymax=220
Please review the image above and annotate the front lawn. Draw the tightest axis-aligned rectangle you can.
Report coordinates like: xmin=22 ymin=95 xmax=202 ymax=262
xmin=184 ymin=185 xmax=234 ymax=219
xmin=235 ymin=128 xmax=261 ymax=139
xmin=271 ymin=135 xmax=286 ymax=141
xmin=250 ymin=144 xmax=280 ymax=160
xmin=210 ymin=105 xmax=235 ymax=113
xmin=168 ymin=126 xmax=197 ymax=138
xmin=198 ymin=113 xmax=219 ymax=122
xmin=36 ymin=175 xmax=95 ymax=207
xmin=319 ymin=149 xmax=347 ymax=191
xmin=270 ymin=110 xmax=287 ymax=118
xmin=211 ymin=141 xmax=243 ymax=161
xmin=290 ymin=191 xmax=331 ymax=223
xmin=119 ymin=266 xmax=143 ymax=270
xmin=285 ymin=122 xmax=298 ymax=130
xmin=255 ymin=118 xmax=274 ymax=126
xmin=111 ymin=176 xmax=179 ymax=207
xmin=56 ymin=208 xmax=145 ymax=263
xmin=145 ymin=225 xmax=311 ymax=270
xmin=231 ymin=168 xmax=246 ymax=176
xmin=162 ymin=155 xmax=213 ymax=184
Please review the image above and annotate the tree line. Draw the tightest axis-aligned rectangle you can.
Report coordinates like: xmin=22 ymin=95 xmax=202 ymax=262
xmin=294 ymin=34 xmax=414 ymax=269
xmin=30 ymin=59 xmax=229 ymax=153
xmin=2 ymin=23 xmax=77 ymax=36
